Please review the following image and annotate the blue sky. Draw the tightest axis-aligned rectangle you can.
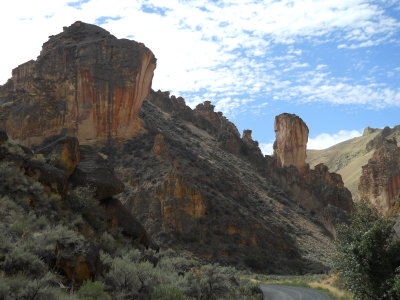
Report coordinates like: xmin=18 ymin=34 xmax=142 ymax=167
xmin=1 ymin=0 xmax=399 ymax=153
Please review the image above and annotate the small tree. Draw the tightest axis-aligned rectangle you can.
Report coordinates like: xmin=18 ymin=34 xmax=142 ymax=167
xmin=333 ymin=201 xmax=400 ymax=299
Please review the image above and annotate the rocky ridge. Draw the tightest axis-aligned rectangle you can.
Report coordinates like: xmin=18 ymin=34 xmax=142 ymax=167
xmin=0 ymin=130 xmax=155 ymax=284
xmin=307 ymin=125 xmax=400 ymax=203
xmin=358 ymin=138 xmax=400 ymax=215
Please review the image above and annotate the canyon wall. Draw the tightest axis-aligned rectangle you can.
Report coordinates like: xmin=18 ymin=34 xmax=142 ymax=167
xmin=0 ymin=21 xmax=156 ymax=146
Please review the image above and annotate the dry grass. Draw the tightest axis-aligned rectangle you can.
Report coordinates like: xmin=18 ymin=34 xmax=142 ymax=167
xmin=247 ymin=273 xmax=353 ymax=300
xmin=309 ymin=274 xmax=353 ymax=300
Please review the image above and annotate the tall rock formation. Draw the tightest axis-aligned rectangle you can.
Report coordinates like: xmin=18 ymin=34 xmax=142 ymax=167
xmin=0 ymin=21 xmax=156 ymax=146
xmin=270 ymin=113 xmax=353 ymax=236
xmin=273 ymin=113 xmax=309 ymax=174
xmin=359 ymin=138 xmax=400 ymax=215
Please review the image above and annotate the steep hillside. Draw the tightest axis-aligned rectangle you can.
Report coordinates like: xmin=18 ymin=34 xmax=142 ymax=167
xmin=108 ymin=91 xmax=353 ymax=273
xmin=308 ymin=126 xmax=400 ymax=199
xmin=0 ymin=21 xmax=354 ymax=275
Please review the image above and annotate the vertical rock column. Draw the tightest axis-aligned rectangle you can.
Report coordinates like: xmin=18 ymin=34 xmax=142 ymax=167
xmin=273 ymin=113 xmax=309 ymax=174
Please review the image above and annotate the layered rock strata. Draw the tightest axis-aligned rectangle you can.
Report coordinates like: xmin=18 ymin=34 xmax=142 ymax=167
xmin=0 ymin=21 xmax=156 ymax=146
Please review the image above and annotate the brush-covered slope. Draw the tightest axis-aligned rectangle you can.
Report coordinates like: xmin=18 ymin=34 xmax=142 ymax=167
xmin=110 ymin=91 xmax=352 ymax=273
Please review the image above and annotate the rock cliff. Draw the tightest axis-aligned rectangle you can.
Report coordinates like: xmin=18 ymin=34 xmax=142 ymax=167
xmin=273 ymin=113 xmax=309 ymax=174
xmin=307 ymin=125 xmax=400 ymax=199
xmin=358 ymin=138 xmax=400 ymax=215
xmin=268 ymin=114 xmax=353 ymax=236
xmin=0 ymin=21 xmax=156 ymax=146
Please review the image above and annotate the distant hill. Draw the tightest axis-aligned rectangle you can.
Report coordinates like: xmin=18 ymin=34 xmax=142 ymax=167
xmin=307 ymin=126 xmax=400 ymax=200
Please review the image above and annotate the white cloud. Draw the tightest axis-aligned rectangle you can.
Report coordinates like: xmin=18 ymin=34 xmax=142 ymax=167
xmin=260 ymin=129 xmax=363 ymax=154
xmin=308 ymin=129 xmax=362 ymax=150
xmin=0 ymin=0 xmax=399 ymax=115
xmin=260 ymin=142 xmax=274 ymax=156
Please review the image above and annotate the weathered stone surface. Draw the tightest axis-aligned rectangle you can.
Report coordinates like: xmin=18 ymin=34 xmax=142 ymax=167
xmin=26 ymin=160 xmax=69 ymax=195
xmin=0 ymin=21 xmax=156 ymax=146
xmin=100 ymin=197 xmax=158 ymax=250
xmin=70 ymin=145 xmax=124 ymax=199
xmin=0 ymin=130 xmax=8 ymax=145
xmin=359 ymin=138 xmax=400 ymax=214
xmin=273 ymin=113 xmax=309 ymax=174
xmin=269 ymin=112 xmax=353 ymax=236
xmin=242 ymin=130 xmax=253 ymax=142
xmin=36 ymin=135 xmax=80 ymax=177
xmin=110 ymin=94 xmax=354 ymax=273
xmin=55 ymin=237 xmax=101 ymax=283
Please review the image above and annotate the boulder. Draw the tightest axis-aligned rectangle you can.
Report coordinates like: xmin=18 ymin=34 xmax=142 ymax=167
xmin=55 ymin=237 xmax=101 ymax=284
xmin=70 ymin=145 xmax=124 ymax=199
xmin=0 ymin=130 xmax=8 ymax=145
xmin=100 ymin=197 xmax=158 ymax=250
xmin=36 ymin=135 xmax=80 ymax=177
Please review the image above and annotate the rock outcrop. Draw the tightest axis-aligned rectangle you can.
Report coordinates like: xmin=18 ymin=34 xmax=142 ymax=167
xmin=0 ymin=131 xmax=155 ymax=254
xmin=55 ymin=237 xmax=101 ymax=284
xmin=307 ymin=125 xmax=400 ymax=199
xmin=0 ymin=21 xmax=156 ymax=146
xmin=273 ymin=113 xmax=309 ymax=174
xmin=359 ymin=138 xmax=400 ymax=215
xmin=69 ymin=145 xmax=124 ymax=200
xmin=269 ymin=113 xmax=353 ymax=236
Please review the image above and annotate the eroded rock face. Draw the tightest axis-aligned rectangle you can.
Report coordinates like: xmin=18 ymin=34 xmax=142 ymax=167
xmin=70 ymin=145 xmax=124 ymax=200
xmin=0 ymin=21 xmax=156 ymax=146
xmin=359 ymin=138 xmax=400 ymax=214
xmin=35 ymin=135 xmax=80 ymax=177
xmin=55 ymin=237 xmax=101 ymax=284
xmin=273 ymin=113 xmax=309 ymax=174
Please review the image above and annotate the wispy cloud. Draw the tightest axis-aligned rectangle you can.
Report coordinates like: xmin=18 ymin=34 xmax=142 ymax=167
xmin=0 ymin=0 xmax=399 ymax=116
xmin=308 ymin=129 xmax=362 ymax=150
xmin=259 ymin=129 xmax=363 ymax=155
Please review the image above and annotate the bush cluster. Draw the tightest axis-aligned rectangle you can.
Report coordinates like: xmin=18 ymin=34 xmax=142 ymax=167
xmin=0 ymin=150 xmax=262 ymax=300
xmin=333 ymin=201 xmax=400 ymax=300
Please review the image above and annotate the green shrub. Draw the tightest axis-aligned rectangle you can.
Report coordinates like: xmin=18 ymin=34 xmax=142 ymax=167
xmin=333 ymin=201 xmax=400 ymax=300
xmin=183 ymin=264 xmax=237 ymax=300
xmin=104 ymin=255 xmax=158 ymax=298
xmin=151 ymin=284 xmax=187 ymax=300
xmin=77 ymin=280 xmax=111 ymax=300
xmin=0 ymin=277 xmax=10 ymax=300
xmin=2 ymin=247 xmax=47 ymax=277
xmin=4 ymin=272 xmax=56 ymax=300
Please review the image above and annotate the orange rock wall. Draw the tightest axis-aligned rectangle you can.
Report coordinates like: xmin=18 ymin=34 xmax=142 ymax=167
xmin=273 ymin=113 xmax=309 ymax=174
xmin=0 ymin=21 xmax=156 ymax=146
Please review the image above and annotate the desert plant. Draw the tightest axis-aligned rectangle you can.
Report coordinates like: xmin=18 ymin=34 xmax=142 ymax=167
xmin=150 ymin=284 xmax=187 ymax=300
xmin=77 ymin=280 xmax=111 ymax=300
xmin=333 ymin=201 xmax=400 ymax=299
xmin=183 ymin=264 xmax=237 ymax=300
xmin=2 ymin=247 xmax=47 ymax=277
